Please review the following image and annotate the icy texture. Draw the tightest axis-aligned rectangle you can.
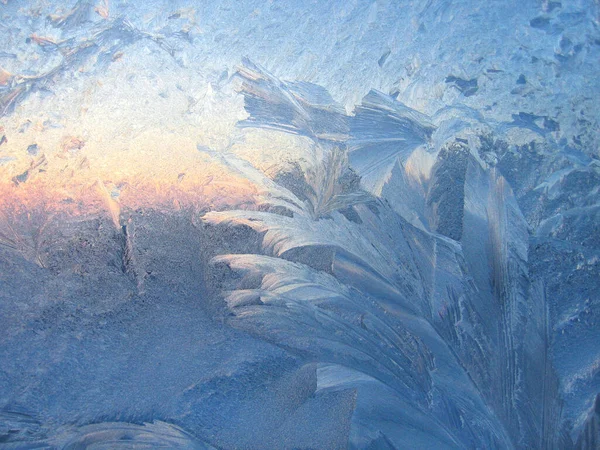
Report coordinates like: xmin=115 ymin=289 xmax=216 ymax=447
xmin=1 ymin=0 xmax=599 ymax=448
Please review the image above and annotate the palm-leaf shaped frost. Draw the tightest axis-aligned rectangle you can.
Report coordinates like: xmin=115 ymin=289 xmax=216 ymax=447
xmin=203 ymin=59 xmax=561 ymax=448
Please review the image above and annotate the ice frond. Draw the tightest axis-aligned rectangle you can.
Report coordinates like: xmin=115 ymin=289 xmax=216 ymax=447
xmin=214 ymin=253 xmax=513 ymax=448
xmin=302 ymin=145 xmax=371 ymax=219
xmin=49 ymin=420 xmax=213 ymax=449
xmin=198 ymin=147 xmax=307 ymax=217
xmin=200 ymin=143 xmax=370 ymax=220
xmin=204 ymin=206 xmax=402 ymax=287
xmin=234 ymin=59 xmax=436 ymax=197
xmin=348 ymin=90 xmax=436 ymax=195
xmin=214 ymin=254 xmax=432 ymax=396
xmin=234 ymin=58 xmax=349 ymax=142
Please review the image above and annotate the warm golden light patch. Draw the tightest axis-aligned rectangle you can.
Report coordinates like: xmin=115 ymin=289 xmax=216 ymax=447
xmin=0 ymin=127 xmax=259 ymax=241
xmin=94 ymin=0 xmax=110 ymax=19
xmin=0 ymin=29 xmax=259 ymax=253
xmin=0 ymin=68 xmax=12 ymax=86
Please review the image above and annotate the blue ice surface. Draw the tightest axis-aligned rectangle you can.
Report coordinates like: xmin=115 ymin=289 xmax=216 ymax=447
xmin=1 ymin=0 xmax=599 ymax=448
